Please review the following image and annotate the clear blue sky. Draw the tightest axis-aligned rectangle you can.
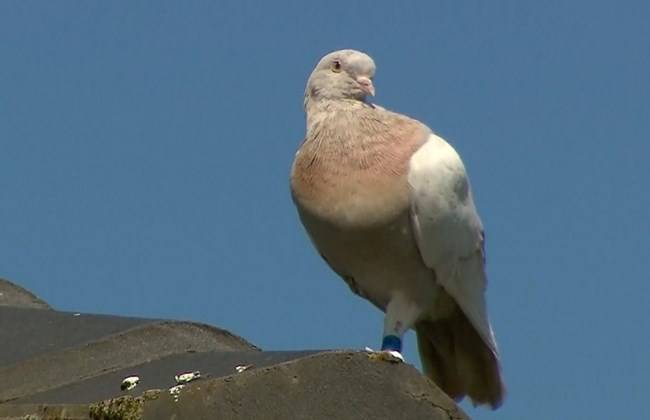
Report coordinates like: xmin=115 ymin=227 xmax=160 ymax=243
xmin=1 ymin=2 xmax=648 ymax=418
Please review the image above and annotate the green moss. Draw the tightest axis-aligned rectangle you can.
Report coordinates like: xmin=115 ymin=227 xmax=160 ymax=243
xmin=89 ymin=396 xmax=143 ymax=420
xmin=142 ymin=389 xmax=161 ymax=401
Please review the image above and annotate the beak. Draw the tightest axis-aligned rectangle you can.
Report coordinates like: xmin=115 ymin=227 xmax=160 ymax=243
xmin=356 ymin=76 xmax=375 ymax=97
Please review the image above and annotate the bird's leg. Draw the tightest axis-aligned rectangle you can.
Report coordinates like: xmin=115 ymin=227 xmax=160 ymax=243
xmin=372 ymin=293 xmax=422 ymax=363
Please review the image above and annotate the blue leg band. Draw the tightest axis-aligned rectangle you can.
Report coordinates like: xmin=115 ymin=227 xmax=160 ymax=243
xmin=381 ymin=335 xmax=402 ymax=352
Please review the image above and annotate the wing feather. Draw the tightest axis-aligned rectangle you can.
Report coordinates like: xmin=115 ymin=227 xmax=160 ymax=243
xmin=408 ymin=134 xmax=499 ymax=357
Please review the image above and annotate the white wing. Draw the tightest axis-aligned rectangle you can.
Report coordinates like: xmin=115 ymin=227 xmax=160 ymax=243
xmin=408 ymin=134 xmax=499 ymax=357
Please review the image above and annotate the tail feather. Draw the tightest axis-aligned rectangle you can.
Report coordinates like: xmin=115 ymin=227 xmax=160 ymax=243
xmin=416 ymin=325 xmax=464 ymax=399
xmin=416 ymin=305 xmax=505 ymax=409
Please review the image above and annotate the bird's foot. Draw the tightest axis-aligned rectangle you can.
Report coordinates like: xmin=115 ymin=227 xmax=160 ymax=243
xmin=364 ymin=347 xmax=405 ymax=364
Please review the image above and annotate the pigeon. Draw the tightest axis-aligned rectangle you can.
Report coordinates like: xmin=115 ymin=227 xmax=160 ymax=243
xmin=290 ymin=49 xmax=505 ymax=408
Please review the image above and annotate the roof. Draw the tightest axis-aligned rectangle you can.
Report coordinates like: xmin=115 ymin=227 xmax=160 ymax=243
xmin=0 ymin=278 xmax=468 ymax=419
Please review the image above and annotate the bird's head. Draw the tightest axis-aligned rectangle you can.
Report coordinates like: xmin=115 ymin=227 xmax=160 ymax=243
xmin=304 ymin=49 xmax=376 ymax=108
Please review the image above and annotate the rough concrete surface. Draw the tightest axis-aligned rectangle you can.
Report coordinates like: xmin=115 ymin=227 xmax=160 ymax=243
xmin=142 ymin=351 xmax=468 ymax=420
xmin=0 ymin=278 xmax=469 ymax=419
xmin=0 ymin=313 xmax=257 ymax=402
xmin=1 ymin=352 xmax=468 ymax=420
xmin=18 ymin=350 xmax=320 ymax=404
xmin=0 ymin=277 xmax=50 ymax=309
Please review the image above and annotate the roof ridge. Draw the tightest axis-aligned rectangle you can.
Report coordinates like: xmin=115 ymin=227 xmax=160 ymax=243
xmin=0 ymin=278 xmax=51 ymax=310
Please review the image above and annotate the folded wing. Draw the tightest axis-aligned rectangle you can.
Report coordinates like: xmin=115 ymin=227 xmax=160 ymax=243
xmin=407 ymin=134 xmax=499 ymax=357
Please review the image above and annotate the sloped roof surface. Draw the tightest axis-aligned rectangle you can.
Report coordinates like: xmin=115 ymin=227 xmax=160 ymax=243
xmin=0 ymin=277 xmax=50 ymax=309
xmin=0 ymin=278 xmax=468 ymax=419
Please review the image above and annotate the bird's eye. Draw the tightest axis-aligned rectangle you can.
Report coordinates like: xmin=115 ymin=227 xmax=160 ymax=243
xmin=331 ymin=60 xmax=342 ymax=73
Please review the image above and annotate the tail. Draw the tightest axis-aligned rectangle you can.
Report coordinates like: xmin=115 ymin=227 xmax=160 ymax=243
xmin=416 ymin=305 xmax=505 ymax=409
